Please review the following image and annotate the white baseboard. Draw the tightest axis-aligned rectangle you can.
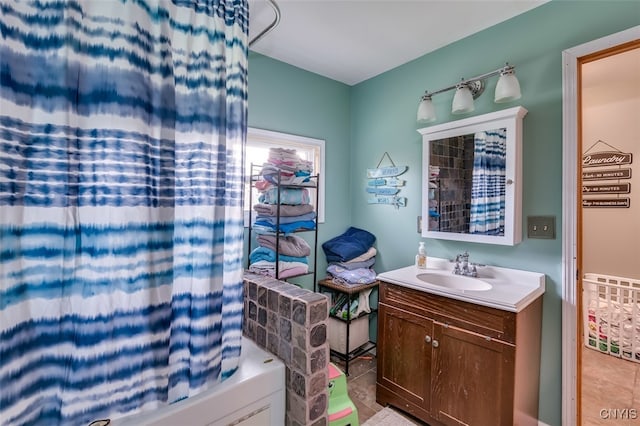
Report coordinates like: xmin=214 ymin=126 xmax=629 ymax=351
xmin=539 ymin=421 xmax=552 ymax=426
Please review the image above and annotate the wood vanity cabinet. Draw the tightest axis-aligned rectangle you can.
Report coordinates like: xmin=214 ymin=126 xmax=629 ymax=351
xmin=376 ymin=281 xmax=542 ymax=426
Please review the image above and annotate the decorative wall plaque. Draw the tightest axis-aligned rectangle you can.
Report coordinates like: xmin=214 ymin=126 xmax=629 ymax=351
xmin=582 ymin=151 xmax=632 ymax=168
xmin=366 ymin=152 xmax=407 ymax=208
xmin=582 ymin=140 xmax=634 ymax=209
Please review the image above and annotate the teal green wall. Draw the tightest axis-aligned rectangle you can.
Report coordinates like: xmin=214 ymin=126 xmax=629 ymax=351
xmin=350 ymin=2 xmax=638 ymax=425
xmin=248 ymin=1 xmax=639 ymax=424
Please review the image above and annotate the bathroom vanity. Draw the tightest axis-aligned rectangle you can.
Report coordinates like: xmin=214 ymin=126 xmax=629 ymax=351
xmin=375 ymin=258 xmax=544 ymax=426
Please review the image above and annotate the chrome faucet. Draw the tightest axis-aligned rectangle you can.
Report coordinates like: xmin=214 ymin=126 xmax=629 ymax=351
xmin=453 ymin=251 xmax=477 ymax=277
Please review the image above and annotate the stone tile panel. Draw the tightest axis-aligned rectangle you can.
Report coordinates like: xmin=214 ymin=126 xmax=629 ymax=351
xmin=243 ymin=272 xmax=329 ymax=425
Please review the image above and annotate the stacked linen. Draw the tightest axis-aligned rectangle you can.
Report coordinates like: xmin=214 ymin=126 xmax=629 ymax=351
xmin=249 ymin=147 xmax=316 ymax=278
xmin=248 ymin=235 xmax=311 ymax=278
xmin=252 ymin=147 xmax=317 ymax=234
xmin=252 ymin=188 xmax=316 ymax=234
xmin=261 ymin=147 xmax=314 ymax=186
xmin=322 ymin=227 xmax=377 ymax=285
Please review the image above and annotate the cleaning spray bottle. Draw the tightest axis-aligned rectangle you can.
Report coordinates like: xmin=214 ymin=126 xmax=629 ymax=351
xmin=415 ymin=241 xmax=427 ymax=269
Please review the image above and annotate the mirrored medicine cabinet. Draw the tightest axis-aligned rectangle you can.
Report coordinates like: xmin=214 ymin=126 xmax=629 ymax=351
xmin=418 ymin=106 xmax=527 ymax=245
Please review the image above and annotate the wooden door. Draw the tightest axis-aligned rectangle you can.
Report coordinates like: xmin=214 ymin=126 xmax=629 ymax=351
xmin=377 ymin=303 xmax=433 ymax=415
xmin=431 ymin=322 xmax=515 ymax=426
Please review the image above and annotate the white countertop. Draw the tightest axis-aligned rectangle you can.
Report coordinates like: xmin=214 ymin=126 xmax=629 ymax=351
xmin=376 ymin=257 xmax=545 ymax=312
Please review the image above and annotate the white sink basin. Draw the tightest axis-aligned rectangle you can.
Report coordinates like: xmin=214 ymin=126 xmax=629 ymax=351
xmin=417 ymin=272 xmax=492 ymax=291
xmin=376 ymin=258 xmax=546 ymax=312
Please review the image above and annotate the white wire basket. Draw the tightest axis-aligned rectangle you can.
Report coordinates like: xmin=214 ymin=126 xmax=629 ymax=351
xmin=583 ymin=273 xmax=640 ymax=363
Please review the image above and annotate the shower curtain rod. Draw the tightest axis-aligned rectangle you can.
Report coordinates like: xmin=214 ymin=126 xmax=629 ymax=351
xmin=249 ymin=0 xmax=280 ymax=47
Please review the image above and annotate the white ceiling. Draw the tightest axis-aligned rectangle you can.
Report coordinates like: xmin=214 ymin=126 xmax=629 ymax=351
xmin=248 ymin=0 xmax=549 ymax=86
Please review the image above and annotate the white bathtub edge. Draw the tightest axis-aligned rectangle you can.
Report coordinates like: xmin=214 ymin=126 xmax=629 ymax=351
xmin=109 ymin=338 xmax=285 ymax=426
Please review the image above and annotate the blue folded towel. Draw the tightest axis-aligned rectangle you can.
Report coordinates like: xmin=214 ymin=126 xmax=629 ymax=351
xmin=322 ymin=227 xmax=376 ymax=263
xmin=253 ymin=219 xmax=316 ymax=234
xmin=249 ymin=246 xmax=308 ymax=264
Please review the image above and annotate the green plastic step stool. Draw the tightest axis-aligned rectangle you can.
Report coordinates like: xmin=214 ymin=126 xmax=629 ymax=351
xmin=328 ymin=362 xmax=359 ymax=426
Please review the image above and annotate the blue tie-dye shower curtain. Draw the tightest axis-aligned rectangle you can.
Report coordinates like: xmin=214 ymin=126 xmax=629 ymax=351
xmin=0 ymin=1 xmax=247 ymax=424
xmin=469 ymin=129 xmax=507 ymax=235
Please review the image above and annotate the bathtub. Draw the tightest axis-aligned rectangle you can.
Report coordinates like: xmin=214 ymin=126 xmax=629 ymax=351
xmin=111 ymin=338 xmax=285 ymax=426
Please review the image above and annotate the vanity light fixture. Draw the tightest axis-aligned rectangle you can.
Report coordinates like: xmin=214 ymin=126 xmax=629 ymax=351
xmin=417 ymin=63 xmax=521 ymax=123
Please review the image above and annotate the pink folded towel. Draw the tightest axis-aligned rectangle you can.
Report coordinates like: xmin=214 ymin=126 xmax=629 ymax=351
xmin=253 ymin=203 xmax=314 ymax=217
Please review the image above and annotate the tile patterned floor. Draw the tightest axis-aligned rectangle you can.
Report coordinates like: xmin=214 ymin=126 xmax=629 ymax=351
xmin=330 ymin=350 xmax=425 ymax=425
xmin=582 ymin=346 xmax=640 ymax=425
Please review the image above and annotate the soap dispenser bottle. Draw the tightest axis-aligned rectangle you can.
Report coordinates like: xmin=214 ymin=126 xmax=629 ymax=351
xmin=416 ymin=241 xmax=427 ymax=269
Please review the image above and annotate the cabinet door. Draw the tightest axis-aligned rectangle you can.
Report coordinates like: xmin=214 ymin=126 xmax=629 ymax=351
xmin=431 ymin=322 xmax=515 ymax=426
xmin=377 ymin=303 xmax=433 ymax=412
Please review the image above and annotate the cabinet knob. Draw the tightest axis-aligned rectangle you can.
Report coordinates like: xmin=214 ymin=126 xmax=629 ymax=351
xmin=425 ymin=335 xmax=432 ymax=343
xmin=432 ymin=340 xmax=439 ymax=348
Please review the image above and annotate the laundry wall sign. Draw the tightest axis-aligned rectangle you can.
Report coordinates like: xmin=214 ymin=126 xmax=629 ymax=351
xmin=582 ymin=151 xmax=632 ymax=167
xmin=366 ymin=152 xmax=407 ymax=208
xmin=582 ymin=140 xmax=633 ymax=209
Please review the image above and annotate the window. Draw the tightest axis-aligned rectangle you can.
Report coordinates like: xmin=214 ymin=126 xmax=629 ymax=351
xmin=244 ymin=128 xmax=325 ymax=226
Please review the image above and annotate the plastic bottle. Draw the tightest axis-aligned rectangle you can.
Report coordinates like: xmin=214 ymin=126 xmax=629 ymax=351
xmin=415 ymin=241 xmax=427 ymax=269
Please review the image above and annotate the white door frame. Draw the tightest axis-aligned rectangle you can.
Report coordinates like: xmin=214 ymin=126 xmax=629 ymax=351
xmin=561 ymin=25 xmax=640 ymax=426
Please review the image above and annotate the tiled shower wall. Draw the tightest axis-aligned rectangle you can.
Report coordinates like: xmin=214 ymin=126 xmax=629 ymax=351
xmin=242 ymin=272 xmax=329 ymax=426
xmin=430 ymin=134 xmax=474 ymax=233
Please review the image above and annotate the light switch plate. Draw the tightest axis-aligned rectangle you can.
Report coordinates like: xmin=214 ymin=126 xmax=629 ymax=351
xmin=527 ymin=216 xmax=556 ymax=239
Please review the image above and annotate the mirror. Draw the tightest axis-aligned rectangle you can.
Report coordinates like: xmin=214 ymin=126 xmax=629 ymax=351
xmin=418 ymin=106 xmax=527 ymax=245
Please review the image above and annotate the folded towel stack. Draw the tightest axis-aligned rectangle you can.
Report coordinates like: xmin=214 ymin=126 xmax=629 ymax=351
xmin=252 ymin=148 xmax=317 ymax=235
xmin=322 ymin=227 xmax=377 ymax=285
xmin=249 ymin=148 xmax=316 ymax=278
xmin=248 ymin=238 xmax=310 ymax=278
xmin=261 ymin=147 xmax=314 ymax=186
